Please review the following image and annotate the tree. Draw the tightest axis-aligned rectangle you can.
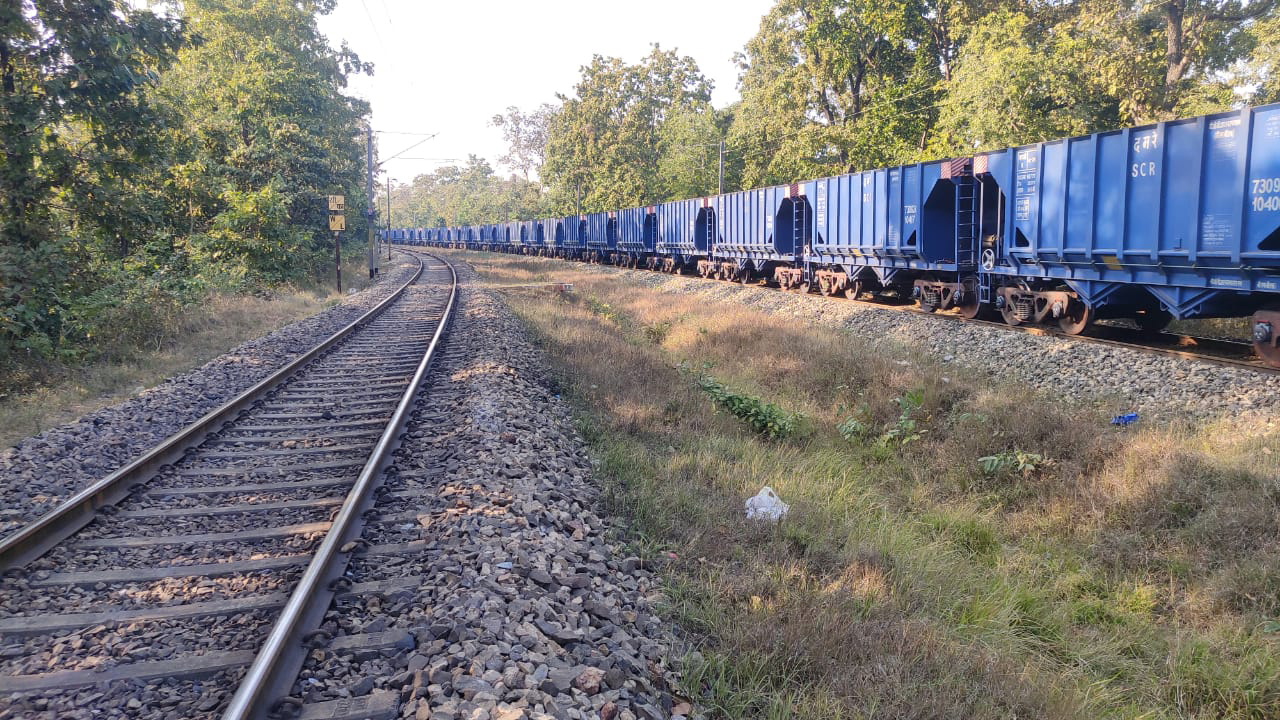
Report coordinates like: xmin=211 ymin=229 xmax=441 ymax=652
xmin=657 ymin=106 xmax=723 ymax=199
xmin=383 ymin=156 xmax=548 ymax=228
xmin=727 ymin=0 xmax=944 ymax=187
xmin=930 ymin=8 xmax=1123 ymax=153
xmin=159 ymin=0 xmax=372 ymax=284
xmin=0 ymin=0 xmax=186 ymax=357
xmin=542 ymin=45 xmax=713 ymax=212
xmin=490 ymin=104 xmax=556 ymax=181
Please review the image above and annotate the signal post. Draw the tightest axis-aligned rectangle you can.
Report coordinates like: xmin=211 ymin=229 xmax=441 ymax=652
xmin=329 ymin=194 xmax=345 ymax=293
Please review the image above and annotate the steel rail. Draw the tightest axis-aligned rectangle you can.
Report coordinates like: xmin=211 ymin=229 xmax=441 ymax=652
xmin=221 ymin=252 xmax=458 ymax=720
xmin=830 ymin=293 xmax=1280 ymax=375
xmin=0 ymin=253 xmax=425 ymax=572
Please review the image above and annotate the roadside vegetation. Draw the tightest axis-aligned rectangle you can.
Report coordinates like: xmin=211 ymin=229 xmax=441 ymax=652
xmin=1 ymin=0 xmax=374 ymax=393
xmin=0 ymin=253 xmax=385 ymax=450
xmin=468 ymin=253 xmax=1280 ymax=720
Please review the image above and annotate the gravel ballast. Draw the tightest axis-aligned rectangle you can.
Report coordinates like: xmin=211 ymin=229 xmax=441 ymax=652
xmin=453 ymin=252 xmax=1280 ymax=424
xmin=0 ymin=258 xmax=417 ymax=541
xmin=286 ymin=264 xmax=690 ymax=720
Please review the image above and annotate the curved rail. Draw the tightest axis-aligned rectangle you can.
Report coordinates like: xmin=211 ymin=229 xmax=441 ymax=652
xmin=221 ymin=252 xmax=458 ymax=720
xmin=0 ymin=253 xmax=425 ymax=572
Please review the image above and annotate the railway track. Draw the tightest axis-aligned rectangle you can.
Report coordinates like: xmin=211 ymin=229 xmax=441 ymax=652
xmin=860 ymin=296 xmax=1279 ymax=375
xmin=0 ymin=251 xmax=457 ymax=720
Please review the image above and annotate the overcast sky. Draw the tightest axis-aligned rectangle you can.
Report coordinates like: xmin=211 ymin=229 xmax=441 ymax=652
xmin=315 ymin=0 xmax=776 ymax=184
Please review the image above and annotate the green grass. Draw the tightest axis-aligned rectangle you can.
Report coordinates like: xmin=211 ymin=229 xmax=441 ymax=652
xmin=459 ymin=250 xmax=1280 ymax=720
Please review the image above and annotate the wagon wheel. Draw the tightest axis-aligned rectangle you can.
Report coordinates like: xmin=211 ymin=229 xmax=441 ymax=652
xmin=842 ymin=280 xmax=863 ymax=300
xmin=1057 ymin=300 xmax=1093 ymax=335
xmin=818 ymin=276 xmax=834 ymax=296
xmin=1000 ymin=299 xmax=1023 ymax=327
xmin=957 ymin=276 xmax=982 ymax=320
xmin=739 ymin=270 xmax=753 ymax=286
xmin=1252 ymin=303 xmax=1280 ymax=368
xmin=1134 ymin=308 xmax=1172 ymax=335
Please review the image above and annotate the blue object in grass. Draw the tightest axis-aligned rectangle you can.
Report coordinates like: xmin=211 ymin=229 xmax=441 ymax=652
xmin=1110 ymin=412 xmax=1139 ymax=426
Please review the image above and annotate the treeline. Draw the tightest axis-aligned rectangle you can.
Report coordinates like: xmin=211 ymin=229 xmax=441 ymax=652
xmin=1 ymin=0 xmax=371 ymax=375
xmin=390 ymin=0 xmax=1280 ymax=224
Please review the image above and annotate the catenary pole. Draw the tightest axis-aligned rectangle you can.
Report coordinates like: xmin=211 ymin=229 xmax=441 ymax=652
xmin=366 ymin=126 xmax=377 ymax=278
xmin=718 ymin=140 xmax=724 ymax=195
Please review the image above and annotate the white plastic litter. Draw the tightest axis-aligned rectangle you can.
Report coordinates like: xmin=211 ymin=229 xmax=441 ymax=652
xmin=745 ymin=486 xmax=790 ymax=521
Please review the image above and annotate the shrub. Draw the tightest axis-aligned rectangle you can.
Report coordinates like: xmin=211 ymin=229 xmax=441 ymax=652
xmin=978 ymin=450 xmax=1048 ymax=477
xmin=696 ymin=375 xmax=800 ymax=440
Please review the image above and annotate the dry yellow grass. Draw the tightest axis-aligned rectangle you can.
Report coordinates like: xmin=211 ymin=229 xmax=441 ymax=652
xmin=459 ymin=250 xmax=1280 ymax=720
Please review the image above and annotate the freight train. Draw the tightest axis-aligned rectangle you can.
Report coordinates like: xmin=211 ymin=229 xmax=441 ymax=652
xmin=385 ymin=103 xmax=1280 ymax=366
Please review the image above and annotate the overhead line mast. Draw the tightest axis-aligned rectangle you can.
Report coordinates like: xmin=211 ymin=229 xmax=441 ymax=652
xmin=366 ymin=125 xmax=377 ymax=278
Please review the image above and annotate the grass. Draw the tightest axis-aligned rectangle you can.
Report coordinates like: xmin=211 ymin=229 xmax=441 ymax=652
xmin=459 ymin=250 xmax=1280 ymax=720
xmin=0 ymin=253 xmax=388 ymax=449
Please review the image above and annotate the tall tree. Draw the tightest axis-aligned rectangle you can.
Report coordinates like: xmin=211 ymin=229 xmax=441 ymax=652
xmin=727 ymin=0 xmax=944 ymax=188
xmin=490 ymin=103 xmax=556 ymax=181
xmin=0 ymin=0 xmax=185 ymax=356
xmin=160 ymin=0 xmax=372 ymax=283
xmin=542 ymin=45 xmax=712 ymax=212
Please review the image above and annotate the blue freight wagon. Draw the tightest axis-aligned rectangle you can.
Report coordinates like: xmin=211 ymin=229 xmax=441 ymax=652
xmin=585 ymin=211 xmax=618 ymax=263
xmin=807 ymin=158 xmax=982 ymax=315
xmin=617 ymin=205 xmax=658 ymax=268
xmin=540 ymin=218 xmax=558 ymax=256
xmin=517 ymin=220 xmax=539 ymax=255
xmin=555 ymin=215 xmax=587 ymax=260
xmin=656 ymin=198 xmax=708 ymax=273
xmin=707 ymin=182 xmax=815 ymax=288
xmin=976 ymin=102 xmax=1280 ymax=345
xmin=501 ymin=221 xmax=517 ymax=253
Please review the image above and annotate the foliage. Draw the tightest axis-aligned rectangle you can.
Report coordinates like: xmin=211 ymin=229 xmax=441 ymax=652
xmin=0 ymin=0 xmax=372 ymax=381
xmin=383 ymin=155 xmax=546 ymax=228
xmin=542 ymin=45 xmax=714 ymax=212
xmin=0 ymin=0 xmax=186 ymax=362
xmin=696 ymin=374 xmax=801 ymax=440
xmin=160 ymin=0 xmax=373 ymax=284
xmin=522 ymin=0 xmax=1278 ymax=201
xmin=978 ymin=450 xmax=1048 ymax=477
xmin=840 ymin=389 xmax=926 ymax=447
xmin=490 ymin=104 xmax=556 ymax=181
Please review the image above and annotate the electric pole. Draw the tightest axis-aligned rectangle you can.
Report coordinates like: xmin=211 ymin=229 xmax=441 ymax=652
xmin=718 ymin=140 xmax=724 ymax=195
xmin=366 ymin=125 xmax=378 ymax=278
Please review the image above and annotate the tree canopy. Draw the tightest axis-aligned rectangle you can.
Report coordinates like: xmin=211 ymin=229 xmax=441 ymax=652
xmin=0 ymin=0 xmax=373 ymax=376
xmin=441 ymin=0 xmax=1279 ymax=227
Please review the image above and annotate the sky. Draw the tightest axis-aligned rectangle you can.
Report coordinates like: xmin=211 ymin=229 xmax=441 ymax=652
xmin=315 ymin=0 xmax=776 ymax=184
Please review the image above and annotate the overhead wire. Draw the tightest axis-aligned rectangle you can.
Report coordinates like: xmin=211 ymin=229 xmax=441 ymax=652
xmin=357 ymin=0 xmax=384 ymax=45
